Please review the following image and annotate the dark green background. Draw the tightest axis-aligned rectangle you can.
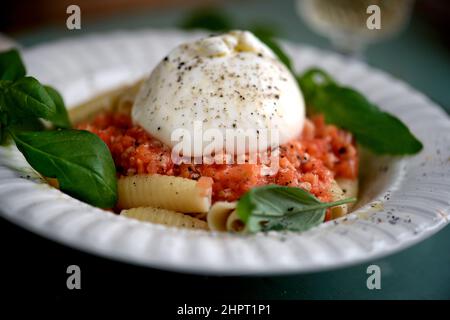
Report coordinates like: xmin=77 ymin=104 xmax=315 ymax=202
xmin=5 ymin=0 xmax=450 ymax=299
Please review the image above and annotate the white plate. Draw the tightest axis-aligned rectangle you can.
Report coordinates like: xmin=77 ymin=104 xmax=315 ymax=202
xmin=1 ymin=29 xmax=449 ymax=275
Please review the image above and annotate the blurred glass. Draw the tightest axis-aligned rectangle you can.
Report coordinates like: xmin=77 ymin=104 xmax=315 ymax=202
xmin=297 ymin=0 xmax=414 ymax=57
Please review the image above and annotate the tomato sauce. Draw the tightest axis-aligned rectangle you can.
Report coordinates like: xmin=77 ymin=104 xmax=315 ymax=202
xmin=77 ymin=112 xmax=358 ymax=203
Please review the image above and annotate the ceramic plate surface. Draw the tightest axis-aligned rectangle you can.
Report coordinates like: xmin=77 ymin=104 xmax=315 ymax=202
xmin=0 ymin=29 xmax=449 ymax=275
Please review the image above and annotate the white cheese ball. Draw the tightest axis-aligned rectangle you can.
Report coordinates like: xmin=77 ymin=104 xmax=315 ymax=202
xmin=132 ymin=30 xmax=305 ymax=157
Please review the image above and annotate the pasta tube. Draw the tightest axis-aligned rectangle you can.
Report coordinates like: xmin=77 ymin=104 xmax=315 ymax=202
xmin=207 ymin=201 xmax=236 ymax=231
xmin=329 ymin=178 xmax=359 ymax=219
xmin=69 ymin=80 xmax=142 ymax=124
xmin=329 ymin=179 xmax=349 ymax=219
xmin=117 ymin=174 xmax=213 ymax=213
xmin=225 ymin=210 xmax=245 ymax=233
xmin=121 ymin=207 xmax=208 ymax=230
xmin=336 ymin=178 xmax=359 ymax=209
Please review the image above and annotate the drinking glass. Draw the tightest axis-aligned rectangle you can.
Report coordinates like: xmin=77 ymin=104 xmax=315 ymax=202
xmin=297 ymin=0 xmax=415 ymax=58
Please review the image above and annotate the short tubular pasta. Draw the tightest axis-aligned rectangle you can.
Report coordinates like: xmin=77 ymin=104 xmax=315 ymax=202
xmin=207 ymin=201 xmax=236 ymax=231
xmin=336 ymin=178 xmax=359 ymax=209
xmin=226 ymin=210 xmax=245 ymax=233
xmin=114 ymin=80 xmax=143 ymax=115
xmin=329 ymin=179 xmax=349 ymax=219
xmin=121 ymin=207 xmax=208 ymax=230
xmin=69 ymin=80 xmax=142 ymax=124
xmin=117 ymin=174 xmax=213 ymax=213
xmin=187 ymin=211 xmax=207 ymax=221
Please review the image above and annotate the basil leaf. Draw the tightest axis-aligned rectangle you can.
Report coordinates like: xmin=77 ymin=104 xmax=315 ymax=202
xmin=180 ymin=8 xmax=232 ymax=32
xmin=298 ymin=69 xmax=423 ymax=155
xmin=9 ymin=117 xmax=44 ymax=132
xmin=237 ymin=185 xmax=355 ymax=233
xmin=0 ymin=49 xmax=26 ymax=81
xmin=1 ymin=76 xmax=56 ymax=122
xmin=0 ymin=121 xmax=6 ymax=145
xmin=249 ymin=24 xmax=280 ymax=40
xmin=0 ymin=92 xmax=44 ymax=144
xmin=0 ymin=83 xmax=10 ymax=127
xmin=1 ymin=117 xmax=44 ymax=146
xmin=44 ymin=85 xmax=71 ymax=128
xmin=296 ymin=68 xmax=336 ymax=101
xmin=11 ymin=129 xmax=117 ymax=208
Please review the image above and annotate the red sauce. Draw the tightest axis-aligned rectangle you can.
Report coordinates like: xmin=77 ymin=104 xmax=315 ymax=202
xmin=77 ymin=112 xmax=358 ymax=203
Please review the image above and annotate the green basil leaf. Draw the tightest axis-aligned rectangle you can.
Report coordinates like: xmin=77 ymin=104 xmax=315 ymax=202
xmin=1 ymin=76 xmax=56 ymax=122
xmin=11 ymin=129 xmax=117 ymax=208
xmin=0 ymin=122 xmax=6 ymax=145
xmin=237 ymin=185 xmax=355 ymax=233
xmin=249 ymin=24 xmax=280 ymax=40
xmin=0 ymin=81 xmax=16 ymax=131
xmin=0 ymin=49 xmax=26 ymax=81
xmin=0 ymin=83 xmax=10 ymax=123
xmin=180 ymin=8 xmax=232 ymax=32
xmin=44 ymin=85 xmax=71 ymax=128
xmin=298 ymin=69 xmax=423 ymax=155
xmin=0 ymin=97 xmax=45 ymax=143
xmin=9 ymin=117 xmax=44 ymax=132
xmin=296 ymin=68 xmax=336 ymax=101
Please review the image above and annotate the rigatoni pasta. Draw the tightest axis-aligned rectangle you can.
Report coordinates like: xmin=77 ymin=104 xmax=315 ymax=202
xmin=336 ymin=178 xmax=359 ymax=209
xmin=207 ymin=201 xmax=236 ymax=231
xmin=121 ymin=207 xmax=208 ymax=230
xmin=329 ymin=179 xmax=349 ymax=219
xmin=225 ymin=210 xmax=245 ymax=233
xmin=69 ymin=80 xmax=142 ymax=124
xmin=207 ymin=201 xmax=245 ymax=232
xmin=329 ymin=178 xmax=359 ymax=219
xmin=117 ymin=174 xmax=213 ymax=213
